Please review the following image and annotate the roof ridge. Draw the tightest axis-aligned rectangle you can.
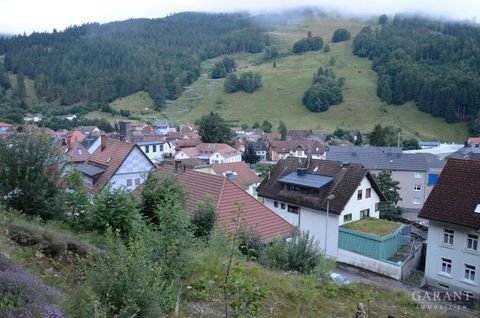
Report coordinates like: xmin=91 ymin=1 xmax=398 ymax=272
xmin=216 ymin=177 xmax=227 ymax=211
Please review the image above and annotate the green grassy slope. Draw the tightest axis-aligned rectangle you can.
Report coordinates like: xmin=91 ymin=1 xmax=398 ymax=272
xmin=163 ymin=15 xmax=467 ymax=142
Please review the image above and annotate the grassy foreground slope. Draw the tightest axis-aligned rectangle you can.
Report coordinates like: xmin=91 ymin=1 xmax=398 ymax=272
xmin=165 ymin=15 xmax=467 ymax=142
xmin=0 ymin=211 xmax=449 ymax=318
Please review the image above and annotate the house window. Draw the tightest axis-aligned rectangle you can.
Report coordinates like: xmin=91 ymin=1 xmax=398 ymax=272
xmin=145 ymin=145 xmax=150 ymax=153
xmin=357 ymin=190 xmax=362 ymax=200
xmin=365 ymin=188 xmax=371 ymax=198
xmin=428 ymin=174 xmax=439 ymax=185
xmin=464 ymin=264 xmax=476 ymax=282
xmin=343 ymin=214 xmax=352 ymax=222
xmin=126 ymin=179 xmax=133 ymax=186
xmin=280 ymin=203 xmax=286 ymax=210
xmin=441 ymin=258 xmax=452 ymax=275
xmin=414 ymin=184 xmax=422 ymax=191
xmin=159 ymin=144 xmax=164 ymax=152
xmin=414 ymin=171 xmax=423 ymax=178
xmin=360 ymin=209 xmax=370 ymax=220
xmin=466 ymin=234 xmax=478 ymax=251
xmin=78 ymin=149 xmax=83 ymax=155
xmin=375 ymin=202 xmax=380 ymax=212
xmin=274 ymin=201 xmax=278 ymax=208
xmin=152 ymin=145 xmax=157 ymax=152
xmin=288 ymin=205 xmax=299 ymax=214
xmin=443 ymin=229 xmax=454 ymax=245
xmin=413 ymin=197 xmax=422 ymax=205
xmin=135 ymin=178 xmax=141 ymax=186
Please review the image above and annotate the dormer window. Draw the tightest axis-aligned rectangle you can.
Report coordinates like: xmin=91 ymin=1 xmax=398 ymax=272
xmin=475 ymin=204 xmax=480 ymax=214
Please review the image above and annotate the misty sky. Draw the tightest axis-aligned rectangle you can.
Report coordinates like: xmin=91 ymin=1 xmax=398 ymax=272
xmin=1 ymin=0 xmax=478 ymax=34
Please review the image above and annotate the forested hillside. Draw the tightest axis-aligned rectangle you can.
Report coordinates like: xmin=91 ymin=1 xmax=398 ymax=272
xmin=0 ymin=12 xmax=266 ymax=110
xmin=353 ymin=15 xmax=480 ymax=126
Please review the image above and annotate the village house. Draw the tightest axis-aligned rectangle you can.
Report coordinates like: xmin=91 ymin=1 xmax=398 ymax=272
xmin=76 ymin=137 xmax=154 ymax=193
xmin=419 ymin=159 xmax=480 ymax=298
xmin=248 ymin=141 xmax=268 ymax=161
xmin=326 ymin=147 xmax=445 ymax=212
xmin=144 ymin=163 xmax=293 ymax=241
xmin=154 ymin=121 xmax=176 ymax=135
xmin=268 ymin=140 xmax=326 ymax=161
xmin=136 ymin=138 xmax=174 ymax=163
xmin=175 ymin=143 xmax=241 ymax=165
xmin=257 ymin=157 xmax=384 ymax=257
xmin=23 ymin=113 xmax=43 ymax=123
xmin=195 ymin=161 xmax=261 ymax=197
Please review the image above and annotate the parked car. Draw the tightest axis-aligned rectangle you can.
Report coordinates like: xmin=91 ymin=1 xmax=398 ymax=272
xmin=330 ymin=272 xmax=350 ymax=285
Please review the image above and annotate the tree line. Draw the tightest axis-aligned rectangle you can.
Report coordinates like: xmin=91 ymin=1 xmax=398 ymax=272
xmin=0 ymin=12 xmax=267 ymax=111
xmin=353 ymin=15 xmax=480 ymax=129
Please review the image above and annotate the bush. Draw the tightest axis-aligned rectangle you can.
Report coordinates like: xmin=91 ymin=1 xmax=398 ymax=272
xmin=237 ymin=227 xmax=264 ymax=260
xmin=332 ymin=28 xmax=351 ymax=42
xmin=88 ymin=186 xmax=144 ymax=238
xmin=191 ymin=198 xmax=217 ymax=239
xmin=260 ymin=231 xmax=324 ymax=274
xmin=86 ymin=230 xmax=176 ymax=317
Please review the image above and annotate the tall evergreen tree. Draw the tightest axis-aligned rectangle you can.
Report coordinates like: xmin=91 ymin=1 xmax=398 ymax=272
xmin=369 ymin=124 xmax=386 ymax=146
xmin=195 ymin=112 xmax=234 ymax=143
xmin=278 ymin=121 xmax=287 ymax=141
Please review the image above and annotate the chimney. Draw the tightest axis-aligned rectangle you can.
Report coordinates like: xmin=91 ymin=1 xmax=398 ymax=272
xmin=101 ymin=135 xmax=107 ymax=151
xmin=119 ymin=121 xmax=131 ymax=140
xmin=174 ymin=160 xmax=182 ymax=173
xmin=297 ymin=168 xmax=307 ymax=176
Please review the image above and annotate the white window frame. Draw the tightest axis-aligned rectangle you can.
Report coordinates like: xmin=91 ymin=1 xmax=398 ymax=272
xmin=414 ymin=171 xmax=423 ymax=178
xmin=413 ymin=184 xmax=422 ymax=191
xmin=145 ymin=145 xmax=149 ymax=153
xmin=464 ymin=264 xmax=476 ymax=282
xmin=273 ymin=201 xmax=278 ymax=208
xmin=466 ymin=234 xmax=478 ymax=252
xmin=343 ymin=213 xmax=352 ymax=223
xmin=126 ymin=179 xmax=133 ymax=187
xmin=413 ymin=197 xmax=422 ymax=205
xmin=443 ymin=229 xmax=454 ymax=246
xmin=134 ymin=178 xmax=141 ymax=186
xmin=441 ymin=258 xmax=452 ymax=275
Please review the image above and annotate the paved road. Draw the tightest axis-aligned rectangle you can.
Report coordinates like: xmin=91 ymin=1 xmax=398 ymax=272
xmin=335 ymin=263 xmax=478 ymax=317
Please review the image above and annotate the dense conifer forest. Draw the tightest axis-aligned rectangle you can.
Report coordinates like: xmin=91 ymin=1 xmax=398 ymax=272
xmin=353 ymin=15 xmax=480 ymax=126
xmin=0 ymin=12 xmax=266 ymax=113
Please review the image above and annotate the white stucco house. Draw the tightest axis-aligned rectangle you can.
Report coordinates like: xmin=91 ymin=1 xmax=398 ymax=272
xmin=257 ymin=157 xmax=385 ymax=257
xmin=76 ymin=137 xmax=154 ymax=193
xmin=137 ymin=140 xmax=174 ymax=163
xmin=175 ymin=143 xmax=241 ymax=165
xmin=419 ymin=159 xmax=480 ymax=298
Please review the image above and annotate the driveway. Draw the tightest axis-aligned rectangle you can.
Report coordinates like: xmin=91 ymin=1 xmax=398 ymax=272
xmin=335 ymin=262 xmax=478 ymax=317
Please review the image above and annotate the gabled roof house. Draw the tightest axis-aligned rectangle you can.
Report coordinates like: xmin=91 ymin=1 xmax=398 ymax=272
xmin=76 ymin=137 xmax=154 ymax=193
xmin=419 ymin=159 xmax=480 ymax=297
xmin=257 ymin=157 xmax=385 ymax=257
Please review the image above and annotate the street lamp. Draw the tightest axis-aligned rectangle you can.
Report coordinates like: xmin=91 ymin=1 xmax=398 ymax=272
xmin=325 ymin=194 xmax=335 ymax=255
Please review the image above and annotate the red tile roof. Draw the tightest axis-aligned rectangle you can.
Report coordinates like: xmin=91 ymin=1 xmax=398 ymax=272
xmin=65 ymin=141 xmax=90 ymax=163
xmin=467 ymin=137 xmax=480 ymax=145
xmin=85 ymin=139 xmax=152 ymax=192
xmin=419 ymin=159 xmax=480 ymax=230
xmin=66 ymin=130 xmax=86 ymax=143
xmin=153 ymin=164 xmax=292 ymax=241
xmin=0 ymin=122 xmax=13 ymax=127
xmin=210 ymin=162 xmax=260 ymax=189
